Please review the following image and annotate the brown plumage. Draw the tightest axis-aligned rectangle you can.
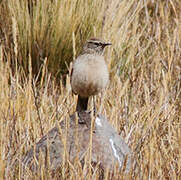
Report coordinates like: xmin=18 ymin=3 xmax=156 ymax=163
xmin=71 ymin=38 xmax=111 ymax=112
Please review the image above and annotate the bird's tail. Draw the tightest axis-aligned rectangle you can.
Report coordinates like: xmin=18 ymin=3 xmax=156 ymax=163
xmin=76 ymin=96 xmax=88 ymax=112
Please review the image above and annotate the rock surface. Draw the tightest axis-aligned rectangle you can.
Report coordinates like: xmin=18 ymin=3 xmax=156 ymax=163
xmin=22 ymin=112 xmax=133 ymax=173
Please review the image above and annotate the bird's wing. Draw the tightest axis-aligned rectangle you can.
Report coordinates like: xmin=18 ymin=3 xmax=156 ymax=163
xmin=70 ymin=67 xmax=77 ymax=95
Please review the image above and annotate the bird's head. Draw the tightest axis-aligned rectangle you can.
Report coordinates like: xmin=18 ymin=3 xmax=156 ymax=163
xmin=82 ymin=38 xmax=112 ymax=55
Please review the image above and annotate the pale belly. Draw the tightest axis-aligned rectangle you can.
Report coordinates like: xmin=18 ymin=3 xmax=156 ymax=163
xmin=71 ymin=57 xmax=109 ymax=97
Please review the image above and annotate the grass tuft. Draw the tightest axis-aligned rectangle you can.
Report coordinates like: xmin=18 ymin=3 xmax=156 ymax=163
xmin=0 ymin=0 xmax=181 ymax=179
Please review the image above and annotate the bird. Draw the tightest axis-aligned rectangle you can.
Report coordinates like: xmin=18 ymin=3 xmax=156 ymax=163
xmin=70 ymin=38 xmax=111 ymax=113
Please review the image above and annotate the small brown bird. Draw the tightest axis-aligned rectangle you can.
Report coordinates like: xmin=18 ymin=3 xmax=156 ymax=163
xmin=71 ymin=38 xmax=111 ymax=112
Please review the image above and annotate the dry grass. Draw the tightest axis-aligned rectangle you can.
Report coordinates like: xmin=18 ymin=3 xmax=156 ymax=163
xmin=0 ymin=0 xmax=181 ymax=179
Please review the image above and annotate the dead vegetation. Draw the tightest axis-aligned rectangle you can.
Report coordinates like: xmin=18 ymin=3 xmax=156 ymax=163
xmin=0 ymin=0 xmax=181 ymax=179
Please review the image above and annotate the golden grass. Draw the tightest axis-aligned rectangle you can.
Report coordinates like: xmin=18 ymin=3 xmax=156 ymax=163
xmin=0 ymin=0 xmax=181 ymax=179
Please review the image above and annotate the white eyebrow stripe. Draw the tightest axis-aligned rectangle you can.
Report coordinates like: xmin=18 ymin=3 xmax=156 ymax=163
xmin=87 ymin=40 xmax=103 ymax=44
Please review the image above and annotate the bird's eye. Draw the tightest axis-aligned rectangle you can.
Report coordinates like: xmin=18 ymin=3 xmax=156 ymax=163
xmin=94 ymin=42 xmax=100 ymax=46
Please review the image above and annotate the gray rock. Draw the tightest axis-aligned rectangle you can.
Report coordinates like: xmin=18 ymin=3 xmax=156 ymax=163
xmin=22 ymin=112 xmax=133 ymax=173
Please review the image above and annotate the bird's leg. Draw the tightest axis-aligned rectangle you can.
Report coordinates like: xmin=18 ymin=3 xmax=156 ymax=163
xmin=76 ymin=96 xmax=88 ymax=124
xmin=76 ymin=96 xmax=88 ymax=112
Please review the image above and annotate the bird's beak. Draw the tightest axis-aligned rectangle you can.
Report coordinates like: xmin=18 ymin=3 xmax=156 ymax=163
xmin=104 ymin=42 xmax=112 ymax=46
